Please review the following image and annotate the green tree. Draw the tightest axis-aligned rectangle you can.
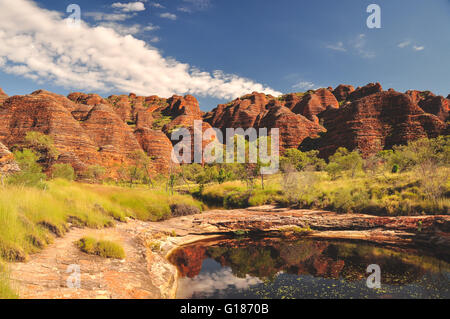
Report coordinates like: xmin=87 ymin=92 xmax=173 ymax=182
xmin=22 ymin=131 xmax=59 ymax=169
xmin=326 ymin=147 xmax=363 ymax=179
xmin=87 ymin=165 xmax=106 ymax=182
xmin=281 ymin=149 xmax=325 ymax=172
xmin=8 ymin=149 xmax=46 ymax=187
xmin=51 ymin=163 xmax=75 ymax=181
xmin=128 ymin=150 xmax=153 ymax=187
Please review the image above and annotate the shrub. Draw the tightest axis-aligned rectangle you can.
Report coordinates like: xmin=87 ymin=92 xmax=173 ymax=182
xmin=86 ymin=165 xmax=106 ymax=181
xmin=51 ymin=164 xmax=75 ymax=181
xmin=8 ymin=149 xmax=46 ymax=187
xmin=224 ymin=192 xmax=250 ymax=209
xmin=23 ymin=131 xmax=59 ymax=168
xmin=170 ymin=204 xmax=201 ymax=217
xmin=326 ymin=147 xmax=363 ymax=179
xmin=76 ymin=237 xmax=125 ymax=259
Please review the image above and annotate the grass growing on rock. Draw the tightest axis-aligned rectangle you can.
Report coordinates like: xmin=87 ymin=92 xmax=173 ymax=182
xmin=0 ymin=179 xmax=203 ymax=263
xmin=76 ymin=237 xmax=125 ymax=259
xmin=0 ymin=263 xmax=17 ymax=299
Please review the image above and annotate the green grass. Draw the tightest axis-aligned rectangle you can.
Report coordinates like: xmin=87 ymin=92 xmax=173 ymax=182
xmin=0 ymin=179 xmax=202 ymax=263
xmin=195 ymin=180 xmax=282 ymax=209
xmin=0 ymin=263 xmax=18 ymax=299
xmin=195 ymin=169 xmax=449 ymax=216
xmin=76 ymin=237 xmax=125 ymax=259
xmin=0 ymin=180 xmax=202 ymax=297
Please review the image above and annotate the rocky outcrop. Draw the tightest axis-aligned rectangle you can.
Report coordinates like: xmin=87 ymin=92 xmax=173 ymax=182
xmin=0 ymin=88 xmax=8 ymax=105
xmin=0 ymin=82 xmax=448 ymax=176
xmin=67 ymin=92 xmax=108 ymax=106
xmin=79 ymin=104 xmax=142 ymax=165
xmin=205 ymin=92 xmax=270 ymax=130
xmin=304 ymin=91 xmax=447 ymax=158
xmin=204 ymin=91 xmax=329 ymax=151
xmin=0 ymin=142 xmax=20 ymax=177
xmin=290 ymin=88 xmax=339 ymax=123
xmin=332 ymin=84 xmax=355 ymax=102
xmin=134 ymin=128 xmax=173 ymax=172
xmin=0 ymin=92 xmax=101 ymax=172
xmin=418 ymin=95 xmax=449 ymax=122
xmin=258 ymin=106 xmax=325 ymax=151
xmin=348 ymin=82 xmax=383 ymax=101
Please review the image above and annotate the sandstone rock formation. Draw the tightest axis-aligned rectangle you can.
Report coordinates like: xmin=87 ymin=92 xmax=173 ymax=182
xmin=0 ymin=87 xmax=8 ymax=105
xmin=290 ymin=88 xmax=339 ymax=123
xmin=204 ymin=91 xmax=328 ymax=151
xmin=332 ymin=84 xmax=355 ymax=102
xmin=0 ymin=92 xmax=101 ymax=172
xmin=0 ymin=82 xmax=447 ymax=177
xmin=0 ymin=142 xmax=20 ymax=177
xmin=134 ymin=128 xmax=173 ymax=172
xmin=418 ymin=95 xmax=449 ymax=122
xmin=304 ymin=90 xmax=447 ymax=158
xmin=348 ymin=82 xmax=383 ymax=101
xmin=258 ymin=106 xmax=325 ymax=150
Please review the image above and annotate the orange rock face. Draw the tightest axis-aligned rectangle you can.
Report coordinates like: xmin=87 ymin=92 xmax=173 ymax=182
xmin=0 ymin=88 xmax=8 ymax=105
xmin=418 ymin=95 xmax=449 ymax=122
xmin=305 ymin=91 xmax=447 ymax=158
xmin=290 ymin=88 xmax=339 ymax=123
xmin=332 ymin=84 xmax=355 ymax=102
xmin=258 ymin=106 xmax=325 ymax=151
xmin=348 ymin=82 xmax=383 ymax=101
xmin=0 ymin=142 xmax=20 ymax=175
xmin=134 ymin=128 xmax=173 ymax=172
xmin=0 ymin=92 xmax=101 ymax=172
xmin=204 ymin=91 xmax=327 ymax=151
xmin=0 ymin=83 xmax=448 ymax=176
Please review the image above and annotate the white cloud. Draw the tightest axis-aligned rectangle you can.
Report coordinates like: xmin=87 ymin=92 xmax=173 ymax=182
xmin=325 ymin=42 xmax=346 ymax=52
xmin=351 ymin=34 xmax=375 ymax=59
xmin=160 ymin=12 xmax=177 ymax=20
xmin=177 ymin=7 xmax=192 ymax=13
xmin=0 ymin=0 xmax=281 ymax=100
xmin=292 ymin=81 xmax=317 ymax=91
xmin=326 ymin=34 xmax=375 ymax=59
xmin=150 ymin=2 xmax=165 ymax=9
xmin=397 ymin=40 xmax=411 ymax=48
xmin=85 ymin=12 xmax=136 ymax=22
xmin=397 ymin=40 xmax=425 ymax=51
xmin=183 ymin=0 xmax=211 ymax=10
xmin=97 ymin=22 xmax=158 ymax=36
xmin=111 ymin=2 xmax=146 ymax=12
xmin=177 ymin=268 xmax=262 ymax=299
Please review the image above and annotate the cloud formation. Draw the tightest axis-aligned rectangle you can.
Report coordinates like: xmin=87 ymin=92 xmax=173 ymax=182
xmin=111 ymin=2 xmax=146 ymax=12
xmin=325 ymin=34 xmax=375 ymax=59
xmin=0 ymin=0 xmax=281 ymax=99
xmin=397 ymin=40 xmax=425 ymax=52
xmin=160 ymin=12 xmax=177 ymax=20
xmin=177 ymin=267 xmax=262 ymax=298
xmin=292 ymin=81 xmax=317 ymax=90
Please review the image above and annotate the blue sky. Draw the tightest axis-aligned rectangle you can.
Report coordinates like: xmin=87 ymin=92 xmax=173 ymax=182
xmin=0 ymin=0 xmax=449 ymax=110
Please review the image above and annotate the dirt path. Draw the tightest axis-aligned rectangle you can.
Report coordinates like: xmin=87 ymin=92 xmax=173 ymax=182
xmin=10 ymin=219 xmax=176 ymax=299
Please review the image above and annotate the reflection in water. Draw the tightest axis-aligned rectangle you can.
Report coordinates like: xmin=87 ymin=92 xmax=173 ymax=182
xmin=169 ymin=237 xmax=450 ymax=299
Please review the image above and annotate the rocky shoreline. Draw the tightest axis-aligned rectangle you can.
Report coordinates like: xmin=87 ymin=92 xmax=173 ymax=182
xmin=10 ymin=206 xmax=450 ymax=299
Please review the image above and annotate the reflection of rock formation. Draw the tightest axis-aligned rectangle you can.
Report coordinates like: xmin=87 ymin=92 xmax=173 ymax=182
xmin=169 ymin=246 xmax=207 ymax=278
xmin=171 ymin=238 xmax=444 ymax=285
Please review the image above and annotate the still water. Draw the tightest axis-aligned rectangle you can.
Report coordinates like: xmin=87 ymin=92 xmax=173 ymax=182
xmin=169 ymin=237 xmax=450 ymax=299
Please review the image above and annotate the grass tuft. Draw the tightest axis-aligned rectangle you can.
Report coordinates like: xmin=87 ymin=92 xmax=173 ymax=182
xmin=76 ymin=237 xmax=125 ymax=259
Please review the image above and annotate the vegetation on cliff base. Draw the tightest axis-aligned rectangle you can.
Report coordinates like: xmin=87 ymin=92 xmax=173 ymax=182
xmin=191 ymin=136 xmax=449 ymax=215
